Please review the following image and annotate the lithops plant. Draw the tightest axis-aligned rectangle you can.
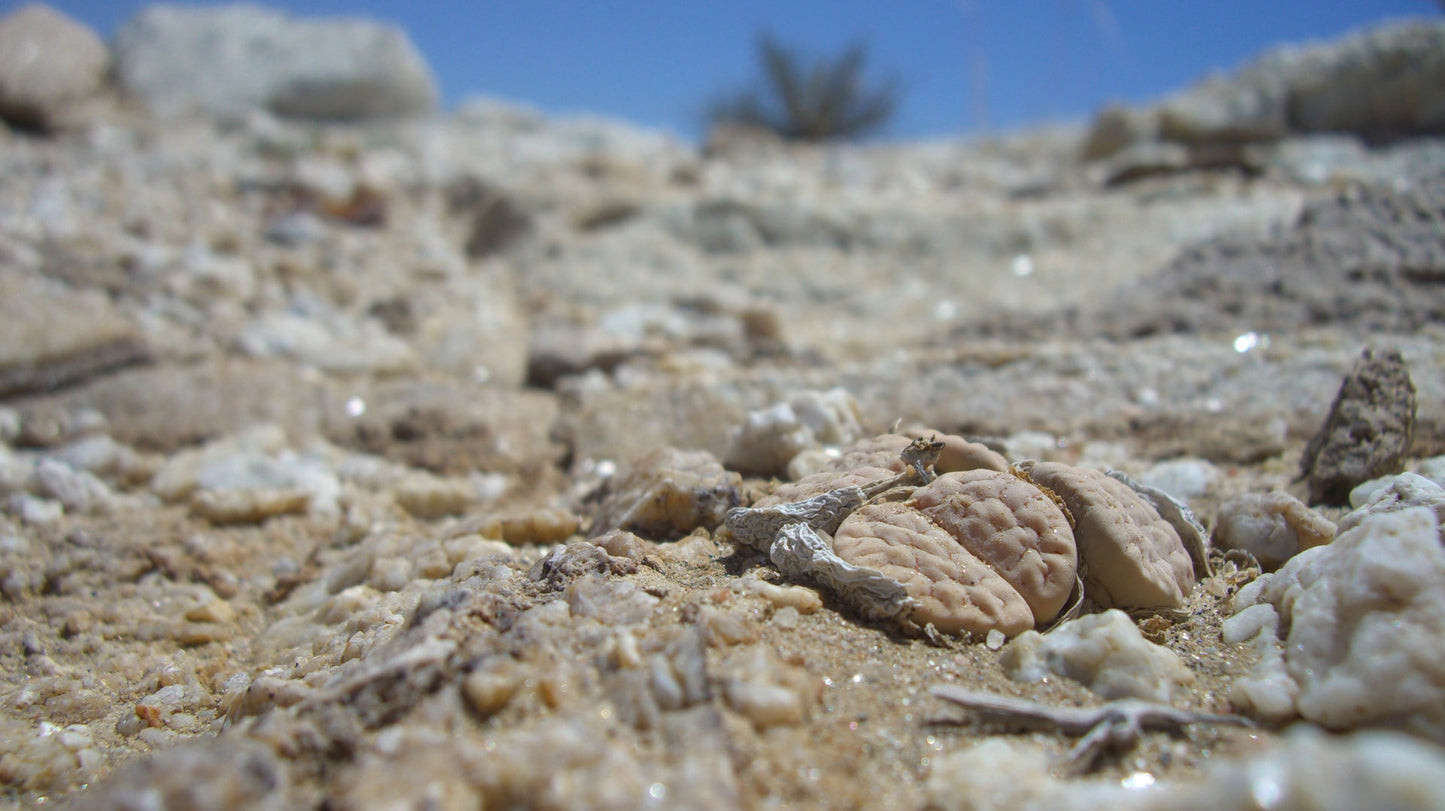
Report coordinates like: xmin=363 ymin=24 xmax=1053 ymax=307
xmin=902 ymin=470 xmax=1077 ymax=623
xmin=727 ymin=435 xmax=1078 ymax=637
xmin=833 ymin=470 xmax=1077 ymax=636
xmin=1020 ymin=461 xmax=1195 ymax=609
xmin=728 ymin=432 xmax=1207 ymax=637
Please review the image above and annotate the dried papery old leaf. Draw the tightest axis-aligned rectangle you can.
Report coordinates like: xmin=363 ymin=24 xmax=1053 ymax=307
xmin=727 ymin=439 xmax=944 ymax=551
xmin=768 ymin=521 xmax=918 ymax=623
xmin=759 ymin=466 xmax=900 ymax=507
xmin=725 ymin=485 xmax=869 ymax=552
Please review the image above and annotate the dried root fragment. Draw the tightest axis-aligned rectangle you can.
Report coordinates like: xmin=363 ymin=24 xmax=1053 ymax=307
xmin=930 ymin=684 xmax=1250 ymax=774
xmin=1021 ymin=461 xmax=1194 ymax=609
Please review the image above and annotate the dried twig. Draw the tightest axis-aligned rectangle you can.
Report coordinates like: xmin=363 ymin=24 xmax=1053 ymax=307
xmin=929 ymin=684 xmax=1251 ymax=774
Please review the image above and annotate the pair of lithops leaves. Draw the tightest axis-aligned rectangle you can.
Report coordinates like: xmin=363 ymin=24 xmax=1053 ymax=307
xmin=725 ymin=434 xmax=1204 ymax=638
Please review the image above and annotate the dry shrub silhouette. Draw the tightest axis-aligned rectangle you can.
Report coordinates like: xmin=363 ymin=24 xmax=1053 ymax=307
xmin=708 ymin=31 xmax=900 ymax=142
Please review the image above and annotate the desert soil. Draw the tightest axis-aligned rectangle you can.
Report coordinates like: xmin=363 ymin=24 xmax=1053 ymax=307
xmin=1 ymin=95 xmax=1444 ymax=809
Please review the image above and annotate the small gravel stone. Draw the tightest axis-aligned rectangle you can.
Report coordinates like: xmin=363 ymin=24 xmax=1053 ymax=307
xmin=724 ymin=388 xmax=864 ymax=477
xmin=740 ymin=576 xmax=823 ymax=614
xmin=1214 ymin=491 xmax=1336 ymax=569
xmin=1232 ymin=506 xmax=1445 ymax=739
xmin=590 ymin=447 xmax=741 ymax=539
xmin=1300 ymin=347 xmax=1417 ymax=506
xmin=0 ymin=4 xmax=109 ymax=131
xmin=392 ymin=472 xmax=478 ymax=519
xmin=722 ymin=648 xmax=806 ymax=729
xmin=1000 ymin=609 xmax=1195 ymax=702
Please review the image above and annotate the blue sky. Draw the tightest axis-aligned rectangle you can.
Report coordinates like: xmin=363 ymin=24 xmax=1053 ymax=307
xmin=20 ymin=1 xmax=1440 ymax=140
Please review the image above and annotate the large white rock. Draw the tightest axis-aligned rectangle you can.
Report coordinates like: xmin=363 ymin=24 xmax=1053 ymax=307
xmin=925 ymin=727 xmax=1445 ymax=811
xmin=1097 ymin=19 xmax=1445 ymax=147
xmin=724 ymin=388 xmax=863 ymax=477
xmin=1222 ymin=604 xmax=1299 ymax=721
xmin=114 ymin=4 xmax=438 ymax=120
xmin=149 ymin=424 xmax=343 ymax=524
xmin=1337 ymin=472 xmax=1445 ymax=533
xmin=1232 ymin=506 xmax=1445 ymax=740
xmin=1213 ymin=490 xmax=1335 ymax=570
xmin=0 ymin=4 xmax=109 ymax=130
xmin=1000 ymin=609 xmax=1194 ymax=702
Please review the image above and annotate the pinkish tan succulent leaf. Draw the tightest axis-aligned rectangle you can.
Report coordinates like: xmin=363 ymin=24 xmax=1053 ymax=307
xmin=832 ymin=501 xmax=1035 ymax=636
xmin=1022 ymin=462 xmax=1194 ymax=609
xmin=906 ymin=470 xmax=1078 ymax=623
xmin=824 ymin=434 xmax=917 ymax=474
xmin=916 ymin=433 xmax=1009 ymax=474
xmin=1107 ymin=469 xmax=1213 ymax=579
xmin=824 ymin=432 xmax=1007 ymax=478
